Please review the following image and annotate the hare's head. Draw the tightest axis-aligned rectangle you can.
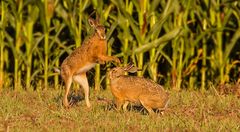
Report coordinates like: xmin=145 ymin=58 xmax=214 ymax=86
xmin=109 ymin=63 xmax=138 ymax=80
xmin=88 ymin=16 xmax=106 ymax=40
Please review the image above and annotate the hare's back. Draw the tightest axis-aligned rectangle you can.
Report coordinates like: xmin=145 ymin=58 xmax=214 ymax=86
xmin=115 ymin=76 xmax=147 ymax=90
xmin=127 ymin=76 xmax=166 ymax=93
xmin=113 ymin=77 xmax=141 ymax=92
xmin=62 ymin=42 xmax=95 ymax=66
xmin=116 ymin=76 xmax=164 ymax=90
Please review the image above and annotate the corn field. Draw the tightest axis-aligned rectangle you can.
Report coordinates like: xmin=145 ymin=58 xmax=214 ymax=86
xmin=0 ymin=0 xmax=240 ymax=91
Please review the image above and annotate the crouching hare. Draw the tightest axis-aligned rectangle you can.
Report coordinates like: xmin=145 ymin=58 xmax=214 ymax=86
xmin=57 ymin=15 xmax=120 ymax=108
xmin=108 ymin=63 xmax=169 ymax=115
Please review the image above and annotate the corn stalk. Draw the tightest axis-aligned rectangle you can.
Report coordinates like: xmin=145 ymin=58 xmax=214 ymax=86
xmin=0 ymin=1 xmax=6 ymax=90
xmin=149 ymin=13 xmax=157 ymax=82
xmin=122 ymin=0 xmax=132 ymax=66
xmin=13 ymin=0 xmax=23 ymax=90
xmin=23 ymin=4 xmax=39 ymax=90
xmin=38 ymin=0 xmax=54 ymax=89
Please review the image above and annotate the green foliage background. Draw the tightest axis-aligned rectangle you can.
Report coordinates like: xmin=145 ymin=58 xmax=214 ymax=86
xmin=0 ymin=0 xmax=240 ymax=91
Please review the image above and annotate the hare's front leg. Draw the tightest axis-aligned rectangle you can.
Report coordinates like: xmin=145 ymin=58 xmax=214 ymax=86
xmin=122 ymin=101 xmax=129 ymax=112
xmin=98 ymin=55 xmax=120 ymax=64
xmin=73 ymin=73 xmax=91 ymax=108
xmin=115 ymin=98 xmax=124 ymax=111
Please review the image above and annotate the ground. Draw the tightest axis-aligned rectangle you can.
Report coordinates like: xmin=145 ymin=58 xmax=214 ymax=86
xmin=0 ymin=88 xmax=239 ymax=131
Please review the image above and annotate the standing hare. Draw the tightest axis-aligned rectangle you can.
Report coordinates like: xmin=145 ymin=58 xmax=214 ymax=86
xmin=108 ymin=63 xmax=169 ymax=115
xmin=56 ymin=15 xmax=120 ymax=108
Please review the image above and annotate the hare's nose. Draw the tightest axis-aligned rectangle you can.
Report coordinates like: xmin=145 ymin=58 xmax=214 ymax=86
xmin=101 ymin=34 xmax=106 ymax=40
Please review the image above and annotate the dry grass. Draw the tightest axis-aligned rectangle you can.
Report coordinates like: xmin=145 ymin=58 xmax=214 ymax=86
xmin=0 ymin=89 xmax=239 ymax=131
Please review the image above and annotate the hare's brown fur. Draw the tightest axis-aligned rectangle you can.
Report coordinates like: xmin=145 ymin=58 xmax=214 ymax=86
xmin=109 ymin=64 xmax=169 ymax=114
xmin=60 ymin=16 xmax=119 ymax=108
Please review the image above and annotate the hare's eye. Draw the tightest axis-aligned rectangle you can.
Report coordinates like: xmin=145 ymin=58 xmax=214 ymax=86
xmin=113 ymin=69 xmax=117 ymax=73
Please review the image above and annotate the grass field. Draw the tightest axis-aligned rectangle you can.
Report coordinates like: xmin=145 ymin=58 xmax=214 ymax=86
xmin=0 ymin=88 xmax=239 ymax=131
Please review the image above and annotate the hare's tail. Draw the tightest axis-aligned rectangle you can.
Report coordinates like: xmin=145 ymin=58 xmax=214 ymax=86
xmin=53 ymin=67 xmax=61 ymax=74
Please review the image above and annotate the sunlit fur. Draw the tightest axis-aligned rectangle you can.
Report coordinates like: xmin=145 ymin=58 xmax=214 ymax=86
xmin=60 ymin=16 xmax=120 ymax=108
xmin=109 ymin=64 xmax=169 ymax=115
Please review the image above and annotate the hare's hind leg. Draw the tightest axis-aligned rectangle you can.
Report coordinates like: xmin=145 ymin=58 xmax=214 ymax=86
xmin=140 ymin=100 xmax=154 ymax=115
xmin=73 ymin=73 xmax=91 ymax=108
xmin=62 ymin=77 xmax=72 ymax=108
xmin=122 ymin=101 xmax=129 ymax=112
xmin=60 ymin=65 xmax=74 ymax=108
xmin=157 ymin=99 xmax=170 ymax=115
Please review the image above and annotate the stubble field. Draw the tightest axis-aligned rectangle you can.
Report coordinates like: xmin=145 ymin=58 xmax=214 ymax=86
xmin=0 ymin=88 xmax=239 ymax=131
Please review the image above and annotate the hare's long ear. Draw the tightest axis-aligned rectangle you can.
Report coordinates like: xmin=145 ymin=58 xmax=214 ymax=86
xmin=88 ymin=11 xmax=97 ymax=28
xmin=128 ymin=66 xmax=138 ymax=73
xmin=88 ymin=18 xmax=97 ymax=28
xmin=96 ymin=13 xmax=100 ymax=24
xmin=124 ymin=63 xmax=138 ymax=73
xmin=123 ymin=63 xmax=133 ymax=71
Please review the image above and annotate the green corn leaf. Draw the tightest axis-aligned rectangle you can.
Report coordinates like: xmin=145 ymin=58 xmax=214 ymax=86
xmin=106 ymin=21 xmax=118 ymax=41
xmin=223 ymin=27 xmax=240 ymax=63
xmin=134 ymin=27 xmax=182 ymax=54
